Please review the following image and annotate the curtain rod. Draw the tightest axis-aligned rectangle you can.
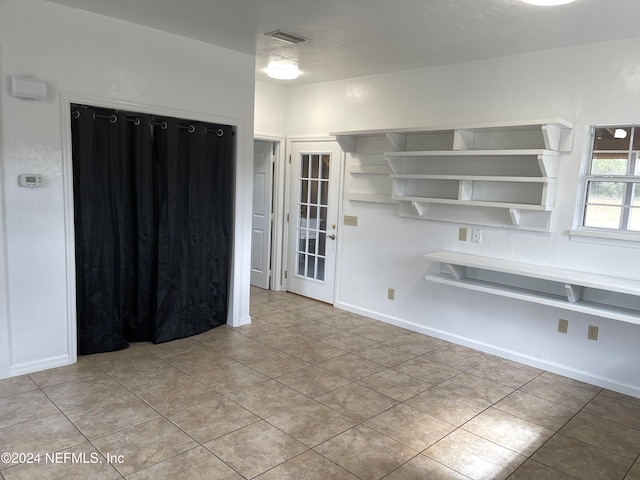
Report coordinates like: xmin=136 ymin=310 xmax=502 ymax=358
xmin=71 ymin=109 xmax=225 ymax=135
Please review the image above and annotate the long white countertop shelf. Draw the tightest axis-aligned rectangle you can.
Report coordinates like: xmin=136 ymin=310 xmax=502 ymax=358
xmin=423 ymin=251 xmax=640 ymax=295
xmin=385 ymin=149 xmax=556 ymax=157
xmin=423 ymin=251 xmax=640 ymax=324
xmin=426 ymin=274 xmax=640 ymax=324
xmin=391 ymin=174 xmax=552 ymax=183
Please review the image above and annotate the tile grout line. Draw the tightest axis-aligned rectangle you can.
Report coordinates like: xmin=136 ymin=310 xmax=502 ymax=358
xmin=623 ymin=452 xmax=640 ymax=479
xmin=252 ymin=311 xmax=481 ymax=479
xmin=251 ymin=293 xmax=640 ymax=478
xmin=241 ymin=308 xmax=430 ymax=479
xmin=503 ymin=383 xmax=602 ymax=479
xmin=86 ymin=355 xmax=253 ymax=479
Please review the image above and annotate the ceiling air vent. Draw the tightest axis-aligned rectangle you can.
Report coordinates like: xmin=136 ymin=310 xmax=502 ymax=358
xmin=265 ymin=30 xmax=307 ymax=44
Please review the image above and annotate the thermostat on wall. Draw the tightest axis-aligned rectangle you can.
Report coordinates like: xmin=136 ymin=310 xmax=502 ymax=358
xmin=19 ymin=174 xmax=44 ymax=187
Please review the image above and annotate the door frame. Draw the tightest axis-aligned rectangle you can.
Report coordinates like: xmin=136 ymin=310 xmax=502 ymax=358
xmin=253 ymin=134 xmax=286 ymax=291
xmin=283 ymin=136 xmax=346 ymax=304
xmin=0 ymin=155 xmax=10 ymax=378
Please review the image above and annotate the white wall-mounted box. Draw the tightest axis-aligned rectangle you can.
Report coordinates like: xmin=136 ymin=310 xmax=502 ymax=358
xmin=11 ymin=75 xmax=47 ymax=100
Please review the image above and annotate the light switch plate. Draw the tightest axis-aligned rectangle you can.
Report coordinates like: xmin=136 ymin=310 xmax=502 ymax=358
xmin=344 ymin=215 xmax=358 ymax=226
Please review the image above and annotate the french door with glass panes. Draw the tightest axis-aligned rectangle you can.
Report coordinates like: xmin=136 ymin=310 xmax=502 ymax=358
xmin=287 ymin=141 xmax=342 ymax=303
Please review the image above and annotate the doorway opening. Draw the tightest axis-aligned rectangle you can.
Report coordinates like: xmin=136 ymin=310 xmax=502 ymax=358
xmin=71 ymin=103 xmax=234 ymax=354
xmin=251 ymin=140 xmax=276 ymax=290
xmin=251 ymin=138 xmax=343 ymax=305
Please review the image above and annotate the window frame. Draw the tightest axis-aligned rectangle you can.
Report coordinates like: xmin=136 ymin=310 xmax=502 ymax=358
xmin=579 ymin=125 xmax=640 ymax=234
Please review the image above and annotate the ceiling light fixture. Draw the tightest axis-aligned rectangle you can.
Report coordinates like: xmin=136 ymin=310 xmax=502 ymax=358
xmin=266 ymin=62 xmax=300 ymax=80
xmin=522 ymin=0 xmax=577 ymax=5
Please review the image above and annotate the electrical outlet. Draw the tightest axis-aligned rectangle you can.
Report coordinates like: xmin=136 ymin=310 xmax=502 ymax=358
xmin=344 ymin=215 xmax=358 ymax=226
xmin=458 ymin=227 xmax=468 ymax=241
xmin=558 ymin=318 xmax=568 ymax=334
xmin=471 ymin=228 xmax=483 ymax=243
xmin=387 ymin=288 xmax=395 ymax=300
xmin=588 ymin=325 xmax=599 ymax=341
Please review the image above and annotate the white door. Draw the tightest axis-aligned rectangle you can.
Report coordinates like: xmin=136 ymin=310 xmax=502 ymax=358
xmin=251 ymin=140 xmax=274 ymax=289
xmin=287 ymin=141 xmax=342 ymax=303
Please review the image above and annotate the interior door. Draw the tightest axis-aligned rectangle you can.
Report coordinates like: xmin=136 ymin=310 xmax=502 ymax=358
xmin=287 ymin=141 xmax=342 ymax=303
xmin=251 ymin=140 xmax=274 ymax=289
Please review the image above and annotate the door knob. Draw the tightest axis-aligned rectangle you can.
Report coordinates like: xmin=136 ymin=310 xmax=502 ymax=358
xmin=327 ymin=234 xmax=336 ymax=240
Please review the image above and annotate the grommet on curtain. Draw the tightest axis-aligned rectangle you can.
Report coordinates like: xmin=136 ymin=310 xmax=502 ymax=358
xmin=72 ymin=110 xmax=80 ymax=119
xmin=149 ymin=120 xmax=168 ymax=129
xmin=188 ymin=125 xmax=196 ymax=133
xmin=92 ymin=113 xmax=118 ymax=123
xmin=205 ymin=127 xmax=225 ymax=136
xmin=128 ymin=117 xmax=141 ymax=126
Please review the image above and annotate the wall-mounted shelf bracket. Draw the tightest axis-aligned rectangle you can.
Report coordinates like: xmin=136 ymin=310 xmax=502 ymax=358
xmin=509 ymin=208 xmax=521 ymax=226
xmin=336 ymin=135 xmax=357 ymax=153
xmin=386 ymin=133 xmax=407 ymax=152
xmin=411 ymin=201 xmax=424 ymax=216
xmin=443 ymin=262 xmax=468 ymax=280
xmin=565 ymin=284 xmax=584 ymax=303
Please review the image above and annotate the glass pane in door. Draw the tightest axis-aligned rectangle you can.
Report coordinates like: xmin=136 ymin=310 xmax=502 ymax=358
xmin=296 ymin=154 xmax=329 ymax=281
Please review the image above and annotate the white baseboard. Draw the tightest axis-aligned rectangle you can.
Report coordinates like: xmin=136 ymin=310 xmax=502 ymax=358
xmin=10 ymin=355 xmax=72 ymax=377
xmin=334 ymin=300 xmax=640 ymax=399
xmin=229 ymin=314 xmax=252 ymax=327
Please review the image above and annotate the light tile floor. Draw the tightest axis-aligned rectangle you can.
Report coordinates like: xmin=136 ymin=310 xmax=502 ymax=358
xmin=1 ymin=289 xmax=639 ymax=479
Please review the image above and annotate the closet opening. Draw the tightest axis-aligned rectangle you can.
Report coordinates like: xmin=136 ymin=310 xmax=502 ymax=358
xmin=70 ymin=103 xmax=235 ymax=355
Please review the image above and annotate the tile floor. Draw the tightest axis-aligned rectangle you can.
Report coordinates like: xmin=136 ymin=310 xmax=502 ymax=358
xmin=1 ymin=289 xmax=640 ymax=479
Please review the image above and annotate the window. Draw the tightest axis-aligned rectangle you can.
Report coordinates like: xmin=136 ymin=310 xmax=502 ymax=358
xmin=581 ymin=126 xmax=640 ymax=232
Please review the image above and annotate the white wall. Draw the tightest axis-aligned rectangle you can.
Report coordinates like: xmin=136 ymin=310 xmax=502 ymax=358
xmin=0 ymin=0 xmax=255 ymax=377
xmin=259 ymin=38 xmax=640 ymax=396
xmin=255 ymin=81 xmax=288 ymax=137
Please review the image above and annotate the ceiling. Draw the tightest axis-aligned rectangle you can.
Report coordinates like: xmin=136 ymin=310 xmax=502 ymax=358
xmin=47 ymin=0 xmax=640 ymax=86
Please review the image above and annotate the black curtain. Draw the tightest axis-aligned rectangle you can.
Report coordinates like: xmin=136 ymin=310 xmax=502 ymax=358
xmin=72 ymin=104 xmax=233 ymax=354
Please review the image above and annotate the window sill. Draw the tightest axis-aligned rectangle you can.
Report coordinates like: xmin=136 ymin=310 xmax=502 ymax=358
xmin=570 ymin=228 xmax=640 ymax=248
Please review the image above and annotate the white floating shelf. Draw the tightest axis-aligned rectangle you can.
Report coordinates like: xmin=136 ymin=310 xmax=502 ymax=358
xmin=334 ymin=120 xmax=572 ymax=231
xmin=384 ymin=149 xmax=556 ymax=157
xmin=332 ymin=119 xmax=574 ymax=153
xmin=390 ymin=174 xmax=552 ymax=183
xmin=347 ymin=192 xmax=396 ymax=204
xmin=350 ymin=165 xmax=390 ymax=175
xmin=424 ymin=251 xmax=640 ymax=325
xmin=392 ymin=197 xmax=552 ymax=211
